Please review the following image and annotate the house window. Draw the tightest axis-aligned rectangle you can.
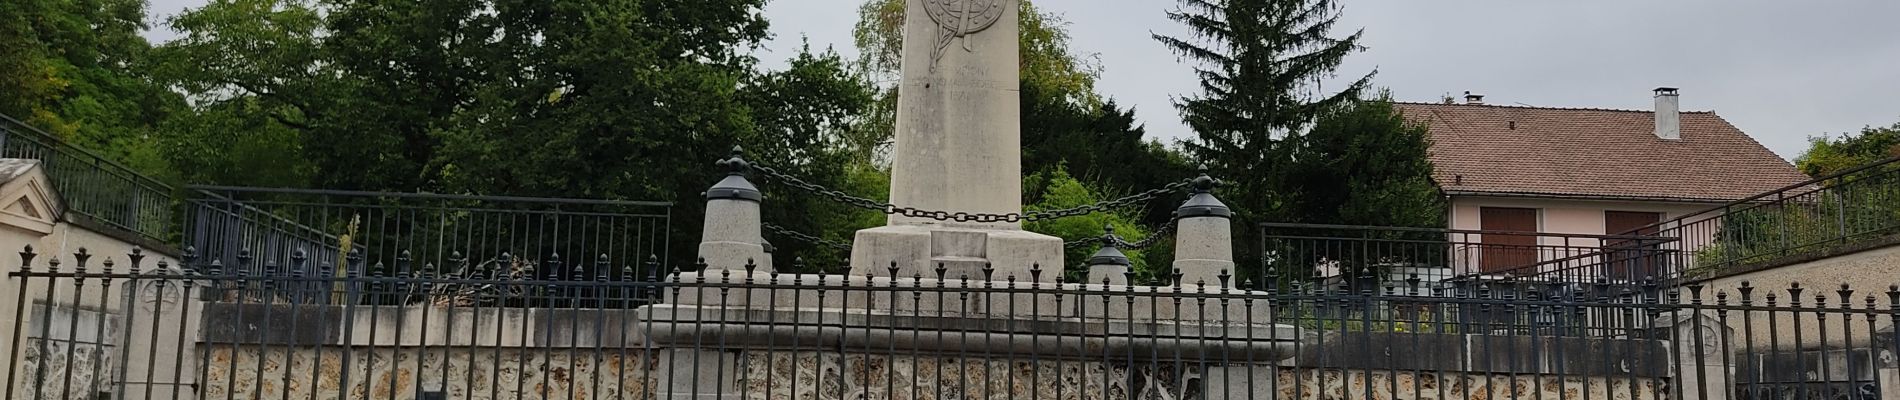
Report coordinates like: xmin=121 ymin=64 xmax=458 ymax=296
xmin=1603 ymin=211 xmax=1664 ymax=282
xmin=1478 ymin=207 xmax=1539 ymax=274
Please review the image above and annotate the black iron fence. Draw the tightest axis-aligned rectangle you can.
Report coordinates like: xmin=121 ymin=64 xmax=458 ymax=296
xmin=5 ymin=245 xmax=1896 ymax=400
xmin=183 ymin=186 xmax=673 ymax=287
xmin=1259 ymin=223 xmax=1675 ymax=292
xmin=1641 ymin=156 xmax=1900 ymax=282
xmin=1482 ymin=156 xmax=1900 ymax=287
xmin=0 ymin=113 xmax=176 ymax=241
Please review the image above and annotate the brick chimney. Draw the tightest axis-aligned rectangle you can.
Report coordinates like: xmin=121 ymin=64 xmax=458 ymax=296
xmin=1654 ymin=87 xmax=1680 ymax=140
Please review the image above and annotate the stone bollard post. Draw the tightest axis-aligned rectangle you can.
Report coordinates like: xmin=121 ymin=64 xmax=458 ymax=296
xmin=1171 ymin=174 xmax=1234 ymax=286
xmin=698 ymin=147 xmax=769 ymax=273
xmin=1085 ymin=227 xmax=1131 ymax=286
xmin=1655 ymin=311 xmax=1735 ymax=400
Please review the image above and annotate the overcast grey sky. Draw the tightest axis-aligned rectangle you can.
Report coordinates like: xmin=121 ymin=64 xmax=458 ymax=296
xmin=145 ymin=0 xmax=1900 ymax=160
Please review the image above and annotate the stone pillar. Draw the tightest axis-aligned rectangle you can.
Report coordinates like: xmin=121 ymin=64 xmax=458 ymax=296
xmin=1655 ymin=311 xmax=1734 ymax=400
xmin=887 ymin=0 xmax=1023 ymax=229
xmin=849 ymin=0 xmax=1061 ymax=282
xmin=1172 ymin=175 xmax=1234 ymax=286
xmin=1085 ymin=229 xmax=1131 ymax=286
xmin=698 ymin=148 xmax=768 ymax=272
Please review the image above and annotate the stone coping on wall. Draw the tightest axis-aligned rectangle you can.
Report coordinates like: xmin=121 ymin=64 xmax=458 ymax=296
xmin=198 ymin=303 xmax=646 ymax=348
xmin=638 ymin=303 xmax=1307 ymax=363
xmin=1685 ymin=233 xmax=1900 ymax=285
xmin=1291 ymin=331 xmax=1675 ymax=376
xmin=668 ymin=272 xmax=1274 ymax=322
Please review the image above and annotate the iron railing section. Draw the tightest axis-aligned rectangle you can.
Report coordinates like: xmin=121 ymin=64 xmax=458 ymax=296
xmin=5 ymin=245 xmax=1898 ymax=400
xmin=182 ymin=186 xmax=673 ymax=291
xmin=0 ymin=113 xmax=177 ymax=242
xmin=1493 ymin=156 xmax=1900 ymax=286
xmin=1638 ymin=156 xmax=1900 ymax=282
xmin=1260 ymin=223 xmax=1676 ymax=291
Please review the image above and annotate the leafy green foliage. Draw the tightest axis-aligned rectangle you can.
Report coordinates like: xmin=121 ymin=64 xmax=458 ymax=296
xmin=1023 ymin=168 xmax=1161 ymax=280
xmin=1795 ymin=121 xmax=1900 ymax=177
xmin=1286 ymin=94 xmax=1443 ymax=228
xmin=1158 ymin=0 xmax=1447 ymax=279
xmin=150 ymin=0 xmax=883 ymax=264
xmin=1155 ymin=0 xmax=1375 ymax=220
xmin=1692 ymin=156 xmax=1900 ymax=277
xmin=0 ymin=0 xmax=181 ymax=172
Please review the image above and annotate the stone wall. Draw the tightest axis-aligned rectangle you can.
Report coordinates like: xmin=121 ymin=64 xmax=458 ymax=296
xmin=1692 ymin=240 xmax=1900 ymax=349
xmin=727 ymin=351 xmax=1665 ymax=400
xmin=12 ymin=302 xmax=125 ymax=400
xmin=1269 ymin=369 xmax=1664 ymax=400
xmin=201 ymin=345 xmax=655 ymax=400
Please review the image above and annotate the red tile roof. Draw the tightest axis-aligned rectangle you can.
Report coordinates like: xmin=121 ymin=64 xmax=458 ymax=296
xmin=1393 ymin=102 xmax=1809 ymax=202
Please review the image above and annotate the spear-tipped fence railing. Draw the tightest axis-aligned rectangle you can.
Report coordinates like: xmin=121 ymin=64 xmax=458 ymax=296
xmin=1476 ymin=156 xmax=1900 ymax=287
xmin=0 ymin=113 xmax=177 ymax=242
xmin=6 ymin=244 xmax=1896 ymax=400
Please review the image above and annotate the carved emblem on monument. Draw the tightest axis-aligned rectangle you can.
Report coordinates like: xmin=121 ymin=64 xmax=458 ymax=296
xmin=922 ymin=0 xmax=1006 ymax=65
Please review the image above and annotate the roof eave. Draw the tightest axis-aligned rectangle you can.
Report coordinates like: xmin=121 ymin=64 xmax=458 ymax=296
xmin=1442 ymin=189 xmax=1743 ymax=204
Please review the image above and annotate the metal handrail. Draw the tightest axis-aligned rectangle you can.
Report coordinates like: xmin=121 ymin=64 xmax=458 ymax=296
xmin=0 ymin=113 xmax=178 ymax=241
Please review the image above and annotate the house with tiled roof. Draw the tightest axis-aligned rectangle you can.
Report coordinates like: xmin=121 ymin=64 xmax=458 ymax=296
xmin=1393 ymin=88 xmax=1810 ymax=277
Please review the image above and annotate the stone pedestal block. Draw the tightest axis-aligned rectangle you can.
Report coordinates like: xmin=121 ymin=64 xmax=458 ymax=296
xmin=850 ymin=224 xmax=1062 ymax=283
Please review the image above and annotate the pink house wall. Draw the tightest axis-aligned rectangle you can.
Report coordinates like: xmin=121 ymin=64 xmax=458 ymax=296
xmin=1447 ymin=195 xmax=1721 ymax=276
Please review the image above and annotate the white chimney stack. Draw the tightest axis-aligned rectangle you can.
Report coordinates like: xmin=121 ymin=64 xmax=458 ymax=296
xmin=1464 ymin=91 xmax=1485 ymax=105
xmin=1654 ymin=87 xmax=1680 ymax=140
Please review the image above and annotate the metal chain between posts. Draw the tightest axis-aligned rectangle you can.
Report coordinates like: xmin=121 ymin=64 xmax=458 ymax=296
xmin=750 ymin=162 xmax=1195 ymax=224
xmin=1061 ymin=219 xmax=1178 ymax=250
xmin=763 ymin=223 xmax=852 ymax=252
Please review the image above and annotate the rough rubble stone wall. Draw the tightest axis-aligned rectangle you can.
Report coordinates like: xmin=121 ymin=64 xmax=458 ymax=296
xmin=736 ymin=352 xmax=1183 ymax=400
xmin=734 ymin=352 xmax=1668 ymax=400
xmin=1272 ymin=369 xmax=1666 ymax=400
xmin=200 ymin=346 xmax=654 ymax=400
xmin=15 ymin=339 xmax=117 ymax=400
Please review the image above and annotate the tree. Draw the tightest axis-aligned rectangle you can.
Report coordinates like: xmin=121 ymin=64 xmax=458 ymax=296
xmin=155 ymin=0 xmax=881 ymax=265
xmin=0 ymin=0 xmax=181 ymax=172
xmin=742 ymin=43 xmax=884 ymax=266
xmin=1795 ymin=121 xmax=1900 ymax=177
xmin=1023 ymin=167 xmax=1162 ymax=280
xmin=1159 ymin=0 xmax=1452 ymax=280
xmin=1019 ymin=81 xmax=1193 ymax=225
xmin=1285 ymin=94 xmax=1442 ymax=228
xmin=1155 ymin=0 xmax=1374 ymax=220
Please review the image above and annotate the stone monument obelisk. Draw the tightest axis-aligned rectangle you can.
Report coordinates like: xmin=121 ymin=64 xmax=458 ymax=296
xmin=850 ymin=0 xmax=1064 ymax=281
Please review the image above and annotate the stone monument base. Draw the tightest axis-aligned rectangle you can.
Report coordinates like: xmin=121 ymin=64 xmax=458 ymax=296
xmin=849 ymin=224 xmax=1064 ymax=282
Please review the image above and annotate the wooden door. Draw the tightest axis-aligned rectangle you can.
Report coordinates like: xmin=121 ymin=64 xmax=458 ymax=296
xmin=1479 ymin=207 xmax=1539 ymax=274
xmin=1604 ymin=211 xmax=1664 ymax=281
